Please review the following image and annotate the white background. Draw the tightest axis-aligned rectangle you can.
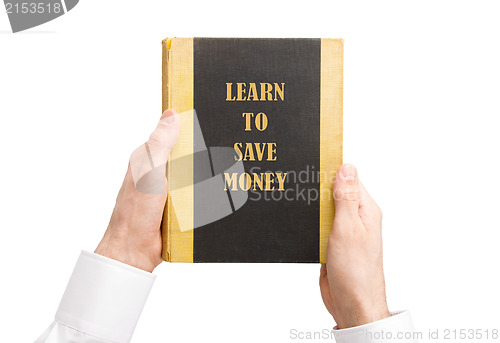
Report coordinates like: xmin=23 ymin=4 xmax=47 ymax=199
xmin=1 ymin=1 xmax=499 ymax=342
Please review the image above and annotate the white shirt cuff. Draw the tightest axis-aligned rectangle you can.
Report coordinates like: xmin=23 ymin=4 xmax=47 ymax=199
xmin=55 ymin=251 xmax=156 ymax=343
xmin=333 ymin=311 xmax=417 ymax=343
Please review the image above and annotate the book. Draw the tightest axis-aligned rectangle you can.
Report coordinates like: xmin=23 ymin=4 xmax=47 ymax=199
xmin=162 ymin=37 xmax=343 ymax=263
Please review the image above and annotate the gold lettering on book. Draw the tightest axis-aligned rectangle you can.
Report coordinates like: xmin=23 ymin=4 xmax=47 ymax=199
xmin=225 ymin=83 xmax=287 ymax=194
xmin=233 ymin=142 xmax=277 ymax=162
xmin=224 ymin=172 xmax=287 ymax=191
xmin=226 ymin=82 xmax=285 ymax=101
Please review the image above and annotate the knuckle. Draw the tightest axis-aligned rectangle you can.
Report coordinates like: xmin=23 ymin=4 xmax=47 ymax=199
xmin=148 ymin=131 xmax=163 ymax=146
xmin=334 ymin=188 xmax=360 ymax=202
xmin=343 ymin=177 xmax=357 ymax=186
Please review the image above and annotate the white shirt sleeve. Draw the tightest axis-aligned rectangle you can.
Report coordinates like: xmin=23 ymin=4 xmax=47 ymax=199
xmin=35 ymin=251 xmax=156 ymax=343
xmin=35 ymin=251 xmax=416 ymax=343
xmin=333 ymin=311 xmax=417 ymax=343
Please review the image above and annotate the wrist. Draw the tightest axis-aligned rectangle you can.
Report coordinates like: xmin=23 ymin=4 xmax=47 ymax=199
xmin=95 ymin=231 xmax=157 ymax=273
xmin=334 ymin=298 xmax=390 ymax=329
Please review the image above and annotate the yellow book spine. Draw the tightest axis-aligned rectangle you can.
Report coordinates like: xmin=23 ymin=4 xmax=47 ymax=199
xmin=161 ymin=37 xmax=194 ymax=263
xmin=161 ymin=38 xmax=172 ymax=262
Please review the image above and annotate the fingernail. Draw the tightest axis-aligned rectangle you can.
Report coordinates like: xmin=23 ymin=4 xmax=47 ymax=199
xmin=340 ymin=164 xmax=357 ymax=180
xmin=161 ymin=109 xmax=175 ymax=125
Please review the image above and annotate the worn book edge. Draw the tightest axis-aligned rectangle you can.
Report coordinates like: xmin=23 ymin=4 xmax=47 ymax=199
xmin=162 ymin=37 xmax=194 ymax=262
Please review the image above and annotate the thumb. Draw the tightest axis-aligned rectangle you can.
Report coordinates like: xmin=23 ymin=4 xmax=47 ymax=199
xmin=147 ymin=109 xmax=180 ymax=166
xmin=333 ymin=164 xmax=361 ymax=217
xmin=129 ymin=109 xmax=180 ymax=194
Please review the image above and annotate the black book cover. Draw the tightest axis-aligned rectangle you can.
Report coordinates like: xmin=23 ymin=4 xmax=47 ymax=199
xmin=162 ymin=38 xmax=343 ymax=263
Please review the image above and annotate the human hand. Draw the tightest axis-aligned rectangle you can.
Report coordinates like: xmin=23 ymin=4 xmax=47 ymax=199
xmin=319 ymin=164 xmax=390 ymax=329
xmin=95 ymin=109 xmax=180 ymax=272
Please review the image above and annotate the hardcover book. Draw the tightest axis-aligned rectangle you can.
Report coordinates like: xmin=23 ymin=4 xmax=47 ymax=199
xmin=162 ymin=37 xmax=343 ymax=263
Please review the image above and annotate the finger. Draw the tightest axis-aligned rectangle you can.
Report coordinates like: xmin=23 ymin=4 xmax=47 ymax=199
xmin=333 ymin=164 xmax=361 ymax=217
xmin=319 ymin=264 xmax=328 ymax=289
xmin=319 ymin=263 xmax=328 ymax=293
xmin=320 ymin=263 xmax=327 ymax=277
xmin=319 ymin=264 xmax=334 ymax=315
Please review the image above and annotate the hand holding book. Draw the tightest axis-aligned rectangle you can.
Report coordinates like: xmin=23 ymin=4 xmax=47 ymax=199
xmin=94 ymin=112 xmax=391 ymax=328
xmin=94 ymin=109 xmax=180 ymax=272
xmin=319 ymin=164 xmax=391 ymax=328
